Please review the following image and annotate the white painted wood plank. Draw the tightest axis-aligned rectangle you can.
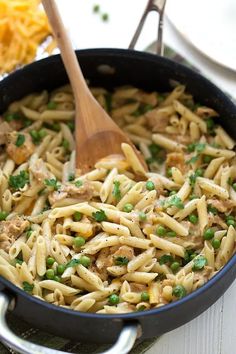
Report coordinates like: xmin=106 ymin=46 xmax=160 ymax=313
xmin=220 ymin=281 xmax=236 ymax=354
xmin=146 ymin=293 xmax=225 ymax=354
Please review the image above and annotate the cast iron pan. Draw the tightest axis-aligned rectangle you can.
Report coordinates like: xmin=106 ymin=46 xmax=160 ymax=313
xmin=0 ymin=49 xmax=236 ymax=354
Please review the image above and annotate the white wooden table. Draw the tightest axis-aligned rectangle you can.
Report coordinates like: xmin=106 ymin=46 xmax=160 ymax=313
xmin=146 ymin=280 xmax=236 ymax=354
xmin=55 ymin=2 xmax=236 ymax=353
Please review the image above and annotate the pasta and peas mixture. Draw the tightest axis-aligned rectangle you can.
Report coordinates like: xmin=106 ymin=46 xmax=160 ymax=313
xmin=0 ymin=84 xmax=235 ymax=313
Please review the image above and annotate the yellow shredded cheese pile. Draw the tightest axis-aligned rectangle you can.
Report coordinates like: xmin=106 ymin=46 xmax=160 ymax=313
xmin=0 ymin=0 xmax=56 ymax=75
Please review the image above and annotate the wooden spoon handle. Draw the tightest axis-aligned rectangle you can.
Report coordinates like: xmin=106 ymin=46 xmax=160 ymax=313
xmin=42 ymin=0 xmax=89 ymax=97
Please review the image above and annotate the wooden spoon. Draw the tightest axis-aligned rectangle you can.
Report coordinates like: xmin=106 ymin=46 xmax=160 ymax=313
xmin=42 ymin=0 xmax=147 ymax=173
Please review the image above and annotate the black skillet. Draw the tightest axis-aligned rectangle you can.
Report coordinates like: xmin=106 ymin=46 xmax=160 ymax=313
xmin=0 ymin=3 xmax=236 ymax=354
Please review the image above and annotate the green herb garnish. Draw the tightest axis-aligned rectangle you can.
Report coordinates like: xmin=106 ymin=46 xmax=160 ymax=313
xmin=74 ymin=180 xmax=83 ymax=188
xmin=164 ymin=195 xmax=184 ymax=209
xmin=9 ymin=171 xmax=29 ymax=190
xmin=192 ymin=256 xmax=207 ymax=271
xmin=44 ymin=178 xmax=60 ymax=191
xmin=112 ymin=181 xmax=121 ymax=201
xmin=15 ymin=134 xmax=25 ymax=147
xmin=159 ymin=254 xmax=174 ymax=265
xmin=115 ymin=256 xmax=129 ymax=266
xmin=23 ymin=281 xmax=34 ymax=293
xmin=92 ymin=209 xmax=107 ymax=222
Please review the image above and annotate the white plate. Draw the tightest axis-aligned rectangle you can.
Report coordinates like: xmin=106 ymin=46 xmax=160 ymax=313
xmin=166 ymin=0 xmax=236 ymax=72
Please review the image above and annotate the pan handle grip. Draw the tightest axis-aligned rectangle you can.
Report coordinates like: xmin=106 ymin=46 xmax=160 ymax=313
xmin=129 ymin=0 xmax=167 ymax=55
xmin=0 ymin=292 xmax=139 ymax=354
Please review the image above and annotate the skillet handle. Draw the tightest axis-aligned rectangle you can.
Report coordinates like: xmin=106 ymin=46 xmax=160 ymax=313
xmin=129 ymin=0 xmax=166 ymax=55
xmin=0 ymin=292 xmax=139 ymax=354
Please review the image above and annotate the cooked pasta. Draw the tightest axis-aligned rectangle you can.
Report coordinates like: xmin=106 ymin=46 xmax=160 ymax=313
xmin=0 ymin=84 xmax=235 ymax=314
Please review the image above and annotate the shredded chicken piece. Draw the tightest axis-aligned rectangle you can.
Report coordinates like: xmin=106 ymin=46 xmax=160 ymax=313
xmin=49 ymin=180 xmax=94 ymax=205
xmin=193 ymin=266 xmax=213 ymax=284
xmin=207 ymin=198 xmax=236 ymax=213
xmin=145 ymin=109 xmax=169 ymax=132
xmin=208 ymin=214 xmax=227 ymax=228
xmin=0 ymin=121 xmax=14 ymax=145
xmin=135 ymin=91 xmax=158 ymax=106
xmin=113 ymin=246 xmax=134 ymax=261
xmin=166 ymin=152 xmax=186 ymax=173
xmin=130 ymin=283 xmax=147 ymax=292
xmin=195 ymin=107 xmax=218 ymax=118
xmin=0 ymin=217 xmax=29 ymax=251
xmin=30 ymin=158 xmax=52 ymax=182
xmin=6 ymin=132 xmax=35 ymax=165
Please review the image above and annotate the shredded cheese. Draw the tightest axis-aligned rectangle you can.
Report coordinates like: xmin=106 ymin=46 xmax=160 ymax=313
xmin=0 ymin=0 xmax=56 ymax=74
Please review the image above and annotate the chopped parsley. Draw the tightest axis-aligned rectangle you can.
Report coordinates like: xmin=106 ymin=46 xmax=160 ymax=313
xmin=9 ymin=171 xmax=29 ymax=190
xmin=68 ymin=173 xmax=75 ymax=182
xmin=65 ymin=259 xmax=81 ymax=269
xmin=92 ymin=209 xmax=107 ymax=222
xmin=112 ymin=181 xmax=121 ymax=201
xmin=187 ymin=142 xmax=206 ymax=153
xmin=207 ymin=205 xmax=218 ymax=215
xmin=74 ymin=180 xmax=83 ymax=188
xmin=192 ymin=256 xmax=207 ymax=271
xmin=186 ymin=155 xmax=199 ymax=165
xmin=159 ymin=254 xmax=174 ymax=265
xmin=115 ymin=256 xmax=129 ymax=266
xmin=15 ymin=134 xmax=25 ymax=147
xmin=104 ymin=93 xmax=112 ymax=112
xmin=164 ymin=195 xmax=184 ymax=209
xmin=44 ymin=178 xmax=60 ymax=191
xmin=23 ymin=281 xmax=34 ymax=293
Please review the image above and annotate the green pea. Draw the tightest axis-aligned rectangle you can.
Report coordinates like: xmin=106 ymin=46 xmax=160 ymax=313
xmin=139 ymin=212 xmax=147 ymax=221
xmin=156 ymin=225 xmax=166 ymax=236
xmin=172 ymin=285 xmax=186 ymax=299
xmin=212 ymin=239 xmax=221 ymax=249
xmin=123 ymin=203 xmax=134 ymax=213
xmin=171 ymin=261 xmax=180 ymax=272
xmin=226 ymin=215 xmax=234 ymax=220
xmin=108 ymin=294 xmax=119 ymax=305
xmin=73 ymin=211 xmax=82 ymax=222
xmin=167 ymin=167 xmax=172 ymax=177
xmin=146 ymin=181 xmax=155 ymax=191
xmin=166 ymin=231 xmax=176 ymax=237
xmin=38 ymin=129 xmax=47 ymax=138
xmin=74 ymin=236 xmax=86 ymax=248
xmin=80 ymin=256 xmax=91 ymax=268
xmin=203 ymin=228 xmax=214 ymax=240
xmin=188 ymin=214 xmax=198 ymax=224
xmin=0 ymin=211 xmax=9 ymax=221
xmin=46 ymin=269 xmax=55 ymax=279
xmin=46 ymin=257 xmax=55 ymax=266
xmin=226 ymin=219 xmax=236 ymax=227
xmin=57 ymin=264 xmax=66 ymax=275
xmin=232 ymin=183 xmax=236 ymax=191
xmin=53 ymin=275 xmax=61 ymax=282
xmin=203 ymin=155 xmax=212 ymax=163
xmin=141 ymin=291 xmax=149 ymax=302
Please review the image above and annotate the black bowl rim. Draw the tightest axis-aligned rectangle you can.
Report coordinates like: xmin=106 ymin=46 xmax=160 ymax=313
xmin=0 ymin=48 xmax=236 ymax=321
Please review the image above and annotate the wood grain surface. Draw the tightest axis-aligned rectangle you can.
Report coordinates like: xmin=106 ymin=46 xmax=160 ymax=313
xmin=147 ymin=281 xmax=236 ymax=354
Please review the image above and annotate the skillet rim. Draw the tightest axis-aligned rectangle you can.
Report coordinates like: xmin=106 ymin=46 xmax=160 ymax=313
xmin=0 ymin=48 xmax=236 ymax=321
